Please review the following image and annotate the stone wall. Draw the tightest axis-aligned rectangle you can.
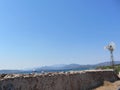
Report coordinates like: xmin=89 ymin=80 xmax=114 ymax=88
xmin=0 ymin=70 xmax=119 ymax=90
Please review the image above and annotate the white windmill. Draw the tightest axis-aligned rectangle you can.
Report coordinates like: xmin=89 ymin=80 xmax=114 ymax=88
xmin=104 ymin=42 xmax=116 ymax=70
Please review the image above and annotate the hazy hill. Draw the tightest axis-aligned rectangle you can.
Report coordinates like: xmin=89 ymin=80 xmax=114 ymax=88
xmin=0 ymin=61 xmax=120 ymax=74
xmin=96 ymin=61 xmax=120 ymax=66
xmin=35 ymin=61 xmax=120 ymax=71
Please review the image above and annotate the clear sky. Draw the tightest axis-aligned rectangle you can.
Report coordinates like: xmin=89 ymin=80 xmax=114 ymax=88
xmin=0 ymin=0 xmax=120 ymax=69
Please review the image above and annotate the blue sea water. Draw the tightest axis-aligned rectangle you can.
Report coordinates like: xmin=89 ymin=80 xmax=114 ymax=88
xmin=0 ymin=68 xmax=90 ymax=74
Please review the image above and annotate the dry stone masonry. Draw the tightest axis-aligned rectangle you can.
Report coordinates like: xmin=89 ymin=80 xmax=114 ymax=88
xmin=0 ymin=70 xmax=119 ymax=90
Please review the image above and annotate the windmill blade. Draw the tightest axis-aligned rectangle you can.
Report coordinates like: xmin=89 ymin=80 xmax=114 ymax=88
xmin=104 ymin=46 xmax=109 ymax=50
xmin=109 ymin=42 xmax=116 ymax=49
xmin=104 ymin=42 xmax=116 ymax=51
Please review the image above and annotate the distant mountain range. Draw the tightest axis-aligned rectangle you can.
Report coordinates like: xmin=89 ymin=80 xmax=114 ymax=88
xmin=35 ymin=64 xmax=95 ymax=71
xmin=95 ymin=61 xmax=120 ymax=66
xmin=0 ymin=61 xmax=120 ymax=74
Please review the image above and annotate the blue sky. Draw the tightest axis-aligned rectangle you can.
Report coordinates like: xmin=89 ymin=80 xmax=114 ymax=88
xmin=0 ymin=0 xmax=120 ymax=69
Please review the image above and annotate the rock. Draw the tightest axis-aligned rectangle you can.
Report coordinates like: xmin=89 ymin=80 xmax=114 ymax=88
xmin=0 ymin=70 xmax=118 ymax=90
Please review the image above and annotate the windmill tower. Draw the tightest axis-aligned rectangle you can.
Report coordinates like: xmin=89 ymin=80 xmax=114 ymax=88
xmin=104 ymin=42 xmax=116 ymax=70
